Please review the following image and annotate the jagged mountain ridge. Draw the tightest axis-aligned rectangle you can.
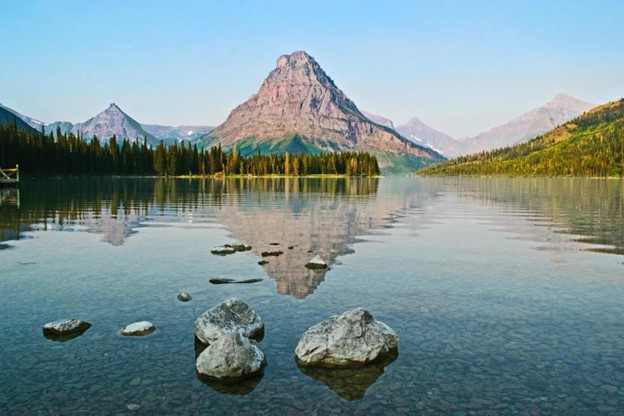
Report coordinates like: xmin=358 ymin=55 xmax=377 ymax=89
xmin=201 ymin=51 xmax=444 ymax=173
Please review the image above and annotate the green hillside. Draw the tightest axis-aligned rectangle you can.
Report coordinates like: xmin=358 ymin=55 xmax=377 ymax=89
xmin=419 ymin=98 xmax=624 ymax=177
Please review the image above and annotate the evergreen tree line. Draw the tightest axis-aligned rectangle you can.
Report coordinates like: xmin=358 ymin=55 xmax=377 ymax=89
xmin=420 ymin=98 xmax=624 ymax=177
xmin=0 ymin=124 xmax=380 ymax=176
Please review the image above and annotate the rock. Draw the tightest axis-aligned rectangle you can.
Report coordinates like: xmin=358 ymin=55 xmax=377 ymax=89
xmin=305 ymin=255 xmax=328 ymax=270
xmin=121 ymin=321 xmax=156 ymax=336
xmin=127 ymin=403 xmax=141 ymax=412
xmin=42 ymin=318 xmax=92 ymax=340
xmin=261 ymin=250 xmax=283 ymax=257
xmin=258 ymin=260 xmax=269 ymax=265
xmin=177 ymin=292 xmax=192 ymax=302
xmin=209 ymin=278 xmax=263 ymax=285
xmin=196 ymin=332 xmax=266 ymax=380
xmin=295 ymin=308 xmax=398 ymax=367
xmin=225 ymin=242 xmax=252 ymax=252
xmin=269 ymin=242 xmax=280 ymax=246
xmin=288 ymin=245 xmax=294 ymax=250
xmin=211 ymin=245 xmax=236 ymax=256
xmin=194 ymin=298 xmax=264 ymax=345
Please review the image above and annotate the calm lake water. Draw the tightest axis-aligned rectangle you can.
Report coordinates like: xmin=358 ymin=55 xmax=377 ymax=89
xmin=0 ymin=177 xmax=623 ymax=415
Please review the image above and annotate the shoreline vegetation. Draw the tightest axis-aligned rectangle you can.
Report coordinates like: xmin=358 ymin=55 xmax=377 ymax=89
xmin=0 ymin=123 xmax=380 ymax=177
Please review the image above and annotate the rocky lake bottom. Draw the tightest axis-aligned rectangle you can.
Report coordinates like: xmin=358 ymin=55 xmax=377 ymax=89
xmin=0 ymin=177 xmax=623 ymax=415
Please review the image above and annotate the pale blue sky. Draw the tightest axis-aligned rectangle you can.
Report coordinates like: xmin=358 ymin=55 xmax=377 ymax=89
xmin=1 ymin=0 xmax=623 ymax=137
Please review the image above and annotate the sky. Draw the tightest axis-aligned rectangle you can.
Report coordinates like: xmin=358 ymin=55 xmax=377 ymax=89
xmin=1 ymin=0 xmax=623 ymax=138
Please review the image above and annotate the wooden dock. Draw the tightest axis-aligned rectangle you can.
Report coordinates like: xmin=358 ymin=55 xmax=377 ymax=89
xmin=0 ymin=165 xmax=19 ymax=185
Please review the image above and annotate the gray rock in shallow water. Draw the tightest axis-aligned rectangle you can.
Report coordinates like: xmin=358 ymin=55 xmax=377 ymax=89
xmin=305 ymin=255 xmax=328 ymax=270
xmin=43 ymin=318 xmax=91 ymax=339
xmin=196 ymin=332 xmax=266 ymax=380
xmin=211 ymin=245 xmax=236 ymax=256
xmin=194 ymin=298 xmax=264 ymax=345
xmin=177 ymin=292 xmax=192 ymax=302
xmin=121 ymin=321 xmax=156 ymax=336
xmin=295 ymin=308 xmax=398 ymax=367
xmin=225 ymin=242 xmax=252 ymax=252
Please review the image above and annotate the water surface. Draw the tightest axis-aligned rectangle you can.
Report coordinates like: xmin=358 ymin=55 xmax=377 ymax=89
xmin=0 ymin=177 xmax=623 ymax=415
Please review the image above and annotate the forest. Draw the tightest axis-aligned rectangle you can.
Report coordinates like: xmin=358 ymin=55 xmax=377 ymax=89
xmin=0 ymin=123 xmax=380 ymax=177
xmin=419 ymin=99 xmax=624 ymax=177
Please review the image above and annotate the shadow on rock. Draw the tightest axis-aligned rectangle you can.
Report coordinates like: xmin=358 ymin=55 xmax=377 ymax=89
xmin=196 ymin=372 xmax=264 ymax=396
xmin=297 ymin=349 xmax=398 ymax=401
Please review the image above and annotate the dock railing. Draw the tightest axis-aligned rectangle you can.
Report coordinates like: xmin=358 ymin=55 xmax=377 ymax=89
xmin=0 ymin=164 xmax=19 ymax=184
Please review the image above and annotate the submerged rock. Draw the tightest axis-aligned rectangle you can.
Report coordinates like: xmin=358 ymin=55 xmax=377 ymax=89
xmin=225 ymin=242 xmax=252 ymax=252
xmin=261 ymin=250 xmax=283 ymax=257
xmin=209 ymin=278 xmax=263 ymax=285
xmin=305 ymin=255 xmax=328 ymax=270
xmin=295 ymin=308 xmax=398 ymax=367
xmin=177 ymin=292 xmax=192 ymax=302
xmin=196 ymin=332 xmax=266 ymax=380
xmin=43 ymin=318 xmax=92 ymax=340
xmin=211 ymin=245 xmax=236 ymax=256
xmin=194 ymin=298 xmax=264 ymax=345
xmin=121 ymin=321 xmax=156 ymax=336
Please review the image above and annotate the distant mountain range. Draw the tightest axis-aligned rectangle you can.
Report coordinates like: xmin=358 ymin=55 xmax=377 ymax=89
xmin=0 ymin=51 xmax=601 ymax=172
xmin=366 ymin=93 xmax=596 ymax=157
xmin=0 ymin=102 xmax=213 ymax=146
xmin=201 ymin=51 xmax=443 ymax=173
xmin=419 ymin=98 xmax=624 ymax=176
xmin=460 ymin=93 xmax=596 ymax=154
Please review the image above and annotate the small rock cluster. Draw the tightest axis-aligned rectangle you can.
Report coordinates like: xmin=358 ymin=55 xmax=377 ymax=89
xmin=42 ymin=292 xmax=194 ymax=340
xmin=192 ymin=298 xmax=398 ymax=385
xmin=211 ymin=242 xmax=252 ymax=256
xmin=194 ymin=298 xmax=266 ymax=380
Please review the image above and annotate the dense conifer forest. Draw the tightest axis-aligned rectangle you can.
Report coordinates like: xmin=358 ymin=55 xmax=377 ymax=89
xmin=0 ymin=123 xmax=380 ymax=176
xmin=419 ymin=99 xmax=624 ymax=177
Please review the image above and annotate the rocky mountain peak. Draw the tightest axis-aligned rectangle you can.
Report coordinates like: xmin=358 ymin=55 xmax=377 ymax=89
xmin=203 ymin=51 xmax=443 ymax=173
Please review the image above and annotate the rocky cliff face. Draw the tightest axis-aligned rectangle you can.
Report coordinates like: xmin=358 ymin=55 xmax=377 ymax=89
xmin=70 ymin=103 xmax=158 ymax=146
xmin=202 ymin=51 xmax=443 ymax=171
xmin=462 ymin=93 xmax=596 ymax=154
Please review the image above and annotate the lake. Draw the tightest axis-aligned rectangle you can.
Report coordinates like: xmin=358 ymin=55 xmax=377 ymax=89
xmin=0 ymin=177 xmax=623 ymax=415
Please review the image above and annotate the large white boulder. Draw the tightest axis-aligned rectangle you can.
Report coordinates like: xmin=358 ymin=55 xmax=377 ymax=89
xmin=295 ymin=308 xmax=398 ymax=367
xmin=194 ymin=298 xmax=264 ymax=345
xmin=196 ymin=332 xmax=265 ymax=380
xmin=121 ymin=321 xmax=156 ymax=336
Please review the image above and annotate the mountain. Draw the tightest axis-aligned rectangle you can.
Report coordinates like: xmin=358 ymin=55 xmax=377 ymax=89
xmin=46 ymin=121 xmax=74 ymax=135
xmin=0 ymin=104 xmax=39 ymax=133
xmin=419 ymin=98 xmax=624 ymax=176
xmin=141 ymin=124 xmax=214 ymax=144
xmin=462 ymin=93 xmax=596 ymax=154
xmin=70 ymin=103 xmax=159 ymax=146
xmin=396 ymin=117 xmax=463 ymax=157
xmin=200 ymin=51 xmax=444 ymax=173
xmin=361 ymin=111 xmax=395 ymax=129
xmin=0 ymin=103 xmax=45 ymax=133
